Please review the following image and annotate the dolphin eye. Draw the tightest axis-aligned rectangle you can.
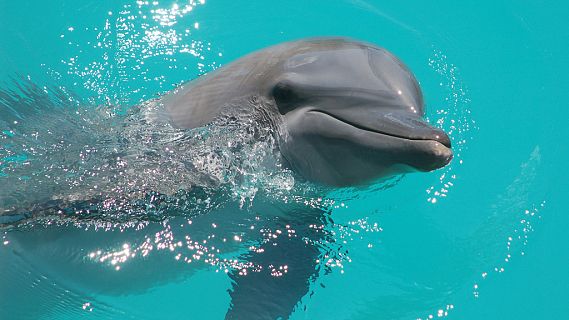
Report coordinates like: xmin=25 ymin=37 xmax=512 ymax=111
xmin=272 ymin=81 xmax=299 ymax=115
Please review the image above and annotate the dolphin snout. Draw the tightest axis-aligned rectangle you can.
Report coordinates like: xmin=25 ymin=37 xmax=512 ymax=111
xmin=414 ymin=139 xmax=453 ymax=172
xmin=380 ymin=112 xmax=452 ymax=147
xmin=434 ymin=140 xmax=453 ymax=165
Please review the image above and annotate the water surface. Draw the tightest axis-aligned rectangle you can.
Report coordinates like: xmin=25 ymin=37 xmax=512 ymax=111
xmin=1 ymin=0 xmax=568 ymax=319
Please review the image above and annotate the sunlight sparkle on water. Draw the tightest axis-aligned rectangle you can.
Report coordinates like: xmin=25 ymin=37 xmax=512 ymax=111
xmin=425 ymin=49 xmax=475 ymax=205
xmin=54 ymin=0 xmax=216 ymax=105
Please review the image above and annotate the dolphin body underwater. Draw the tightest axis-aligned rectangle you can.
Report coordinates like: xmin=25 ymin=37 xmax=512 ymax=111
xmin=0 ymin=38 xmax=452 ymax=319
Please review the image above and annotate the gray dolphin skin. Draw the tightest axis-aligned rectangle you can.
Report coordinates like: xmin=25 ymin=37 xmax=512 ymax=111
xmin=163 ymin=37 xmax=452 ymax=186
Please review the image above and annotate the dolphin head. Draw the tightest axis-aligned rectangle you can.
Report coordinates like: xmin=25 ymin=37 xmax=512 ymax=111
xmin=271 ymin=42 xmax=452 ymax=186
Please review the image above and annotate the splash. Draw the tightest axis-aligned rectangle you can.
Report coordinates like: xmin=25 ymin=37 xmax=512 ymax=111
xmin=425 ymin=49 xmax=477 ymax=204
xmin=0 ymin=80 xmax=299 ymax=227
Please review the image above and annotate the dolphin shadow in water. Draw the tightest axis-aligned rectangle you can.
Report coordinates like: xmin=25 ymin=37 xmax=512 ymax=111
xmin=225 ymin=201 xmax=334 ymax=319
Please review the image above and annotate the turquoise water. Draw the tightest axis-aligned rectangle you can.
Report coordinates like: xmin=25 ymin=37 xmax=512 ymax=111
xmin=1 ymin=0 xmax=568 ymax=319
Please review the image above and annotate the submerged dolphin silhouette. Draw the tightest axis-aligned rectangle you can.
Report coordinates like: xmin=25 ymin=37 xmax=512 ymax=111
xmin=0 ymin=38 xmax=452 ymax=319
xmin=163 ymin=37 xmax=452 ymax=186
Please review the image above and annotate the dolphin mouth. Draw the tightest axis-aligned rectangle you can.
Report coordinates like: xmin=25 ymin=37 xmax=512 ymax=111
xmin=307 ymin=109 xmax=452 ymax=148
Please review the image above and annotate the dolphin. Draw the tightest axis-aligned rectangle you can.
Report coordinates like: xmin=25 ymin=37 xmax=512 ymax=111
xmin=0 ymin=37 xmax=452 ymax=319
xmin=0 ymin=37 xmax=452 ymax=219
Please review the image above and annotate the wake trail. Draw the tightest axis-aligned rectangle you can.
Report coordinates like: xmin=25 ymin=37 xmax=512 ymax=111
xmin=0 ymin=79 xmax=296 ymax=227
